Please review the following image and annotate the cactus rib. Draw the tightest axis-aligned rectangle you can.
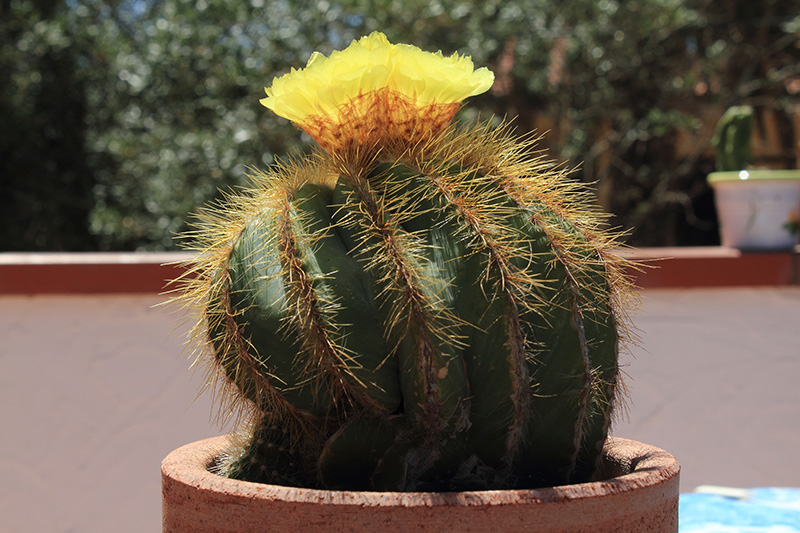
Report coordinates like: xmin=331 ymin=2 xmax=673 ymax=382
xmin=175 ymin=121 xmax=635 ymax=491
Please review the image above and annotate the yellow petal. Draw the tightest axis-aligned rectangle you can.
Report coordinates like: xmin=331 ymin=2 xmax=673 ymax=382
xmin=262 ymin=32 xmax=493 ymax=122
xmin=260 ymin=32 xmax=494 ymax=152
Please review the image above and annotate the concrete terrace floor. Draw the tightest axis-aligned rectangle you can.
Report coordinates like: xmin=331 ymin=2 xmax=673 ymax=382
xmin=1 ymin=286 xmax=799 ymax=532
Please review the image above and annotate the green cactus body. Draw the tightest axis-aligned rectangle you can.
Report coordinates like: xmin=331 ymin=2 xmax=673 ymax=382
xmin=712 ymin=105 xmax=754 ymax=172
xmin=182 ymin=123 xmax=632 ymax=491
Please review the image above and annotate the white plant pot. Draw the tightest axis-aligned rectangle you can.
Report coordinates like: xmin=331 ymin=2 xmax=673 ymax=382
xmin=707 ymin=170 xmax=800 ymax=250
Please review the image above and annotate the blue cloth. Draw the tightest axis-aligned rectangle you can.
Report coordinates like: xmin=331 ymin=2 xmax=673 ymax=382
xmin=680 ymin=488 xmax=800 ymax=532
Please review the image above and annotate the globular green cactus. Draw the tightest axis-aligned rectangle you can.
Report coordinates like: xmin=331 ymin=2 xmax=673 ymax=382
xmin=712 ymin=105 xmax=754 ymax=172
xmin=177 ymin=33 xmax=634 ymax=492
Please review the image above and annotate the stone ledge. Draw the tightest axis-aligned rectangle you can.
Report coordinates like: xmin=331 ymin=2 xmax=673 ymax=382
xmin=1 ymin=247 xmax=798 ymax=294
xmin=0 ymin=252 xmax=191 ymax=295
xmin=626 ymin=246 xmax=800 ymax=288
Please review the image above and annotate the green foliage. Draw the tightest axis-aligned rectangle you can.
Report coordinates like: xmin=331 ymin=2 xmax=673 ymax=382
xmin=355 ymin=0 xmax=800 ymax=246
xmin=2 ymin=0 xmax=799 ymax=249
xmin=2 ymin=0 xmax=355 ymax=250
xmin=74 ymin=0 xmax=344 ymax=249
xmin=1 ymin=0 xmax=95 ymax=250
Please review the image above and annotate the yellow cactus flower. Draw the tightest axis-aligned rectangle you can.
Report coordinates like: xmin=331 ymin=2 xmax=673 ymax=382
xmin=261 ymin=32 xmax=494 ymax=153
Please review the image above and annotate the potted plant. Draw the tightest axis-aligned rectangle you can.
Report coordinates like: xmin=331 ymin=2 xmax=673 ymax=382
xmin=163 ymin=32 xmax=679 ymax=532
xmin=707 ymin=105 xmax=800 ymax=250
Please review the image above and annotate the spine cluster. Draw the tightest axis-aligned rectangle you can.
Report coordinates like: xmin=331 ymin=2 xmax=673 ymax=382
xmin=177 ymin=122 xmax=634 ymax=491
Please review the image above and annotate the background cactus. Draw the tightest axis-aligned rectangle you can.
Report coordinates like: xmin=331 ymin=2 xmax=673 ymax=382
xmin=712 ymin=105 xmax=754 ymax=172
xmin=177 ymin=33 xmax=634 ymax=492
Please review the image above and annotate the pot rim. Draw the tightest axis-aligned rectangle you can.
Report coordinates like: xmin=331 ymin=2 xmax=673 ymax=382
xmin=708 ymin=170 xmax=800 ymax=184
xmin=161 ymin=435 xmax=680 ymax=507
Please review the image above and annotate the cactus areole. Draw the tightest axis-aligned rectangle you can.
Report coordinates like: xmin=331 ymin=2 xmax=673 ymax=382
xmin=178 ymin=32 xmax=635 ymax=492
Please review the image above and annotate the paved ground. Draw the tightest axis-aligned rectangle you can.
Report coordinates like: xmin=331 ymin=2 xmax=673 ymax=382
xmin=615 ymin=287 xmax=800 ymax=492
xmin=1 ymin=287 xmax=798 ymax=532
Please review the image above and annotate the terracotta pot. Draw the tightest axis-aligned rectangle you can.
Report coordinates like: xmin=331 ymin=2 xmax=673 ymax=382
xmin=162 ymin=435 xmax=680 ymax=532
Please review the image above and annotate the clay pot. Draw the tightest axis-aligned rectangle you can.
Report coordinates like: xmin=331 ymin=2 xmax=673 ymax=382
xmin=162 ymin=436 xmax=680 ymax=532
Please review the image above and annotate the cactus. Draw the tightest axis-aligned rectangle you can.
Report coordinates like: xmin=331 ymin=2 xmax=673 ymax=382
xmin=712 ymin=105 xmax=754 ymax=172
xmin=177 ymin=32 xmax=634 ymax=492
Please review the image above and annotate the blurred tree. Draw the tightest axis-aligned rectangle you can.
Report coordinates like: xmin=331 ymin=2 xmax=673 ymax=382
xmin=1 ymin=0 xmax=798 ymax=250
xmin=347 ymin=0 xmax=800 ymax=245
xmin=1 ymin=0 xmax=96 ymax=250
xmin=1 ymin=0 xmax=359 ymax=250
xmin=73 ymin=0 xmax=359 ymax=249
